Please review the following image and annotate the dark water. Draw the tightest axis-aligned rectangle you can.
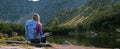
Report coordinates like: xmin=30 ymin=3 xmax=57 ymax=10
xmin=47 ymin=35 xmax=90 ymax=46
xmin=47 ymin=35 xmax=120 ymax=48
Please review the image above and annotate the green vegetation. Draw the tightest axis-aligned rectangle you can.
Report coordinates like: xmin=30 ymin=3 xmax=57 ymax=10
xmin=0 ymin=23 xmax=25 ymax=37
xmin=83 ymin=2 xmax=120 ymax=31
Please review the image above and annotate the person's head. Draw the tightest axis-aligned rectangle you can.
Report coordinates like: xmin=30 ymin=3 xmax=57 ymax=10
xmin=32 ymin=13 xmax=40 ymax=23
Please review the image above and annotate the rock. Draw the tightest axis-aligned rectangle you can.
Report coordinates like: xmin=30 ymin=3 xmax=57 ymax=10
xmin=62 ymin=40 xmax=72 ymax=45
xmin=3 ymin=34 xmax=8 ymax=38
xmin=12 ymin=32 xmax=18 ymax=37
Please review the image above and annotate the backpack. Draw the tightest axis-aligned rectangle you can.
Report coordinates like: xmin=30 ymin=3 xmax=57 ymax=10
xmin=25 ymin=20 xmax=42 ymax=40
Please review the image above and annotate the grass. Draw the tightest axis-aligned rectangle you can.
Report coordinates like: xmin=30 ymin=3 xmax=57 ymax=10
xmin=0 ymin=33 xmax=3 ymax=39
xmin=0 ymin=39 xmax=32 ymax=49
xmin=0 ymin=35 xmax=34 ymax=49
xmin=0 ymin=33 xmax=6 ymax=45
xmin=0 ymin=35 xmax=53 ymax=49
xmin=6 ymin=44 xmax=33 ymax=49
xmin=0 ymin=38 xmax=8 ymax=45
xmin=0 ymin=39 xmax=6 ymax=45
xmin=8 ymin=36 xmax=26 ymax=41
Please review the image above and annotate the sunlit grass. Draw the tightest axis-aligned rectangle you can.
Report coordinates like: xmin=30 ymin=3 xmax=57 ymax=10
xmin=0 ymin=36 xmax=33 ymax=49
xmin=8 ymin=36 xmax=26 ymax=41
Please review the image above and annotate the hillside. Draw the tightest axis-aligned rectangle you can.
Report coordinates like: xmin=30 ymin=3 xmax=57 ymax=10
xmin=51 ymin=0 xmax=120 ymax=27
xmin=0 ymin=0 xmax=87 ymax=24
xmin=0 ymin=0 xmax=119 ymax=26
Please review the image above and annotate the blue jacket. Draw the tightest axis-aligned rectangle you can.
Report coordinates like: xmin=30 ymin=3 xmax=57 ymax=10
xmin=25 ymin=20 xmax=43 ymax=40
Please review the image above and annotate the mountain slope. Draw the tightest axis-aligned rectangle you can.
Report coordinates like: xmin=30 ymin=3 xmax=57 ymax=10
xmin=0 ymin=0 xmax=87 ymax=24
xmin=53 ymin=0 xmax=120 ymax=27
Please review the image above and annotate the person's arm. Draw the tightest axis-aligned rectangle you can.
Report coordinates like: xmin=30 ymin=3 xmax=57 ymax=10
xmin=39 ymin=26 xmax=43 ymax=36
xmin=38 ymin=23 xmax=43 ymax=36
